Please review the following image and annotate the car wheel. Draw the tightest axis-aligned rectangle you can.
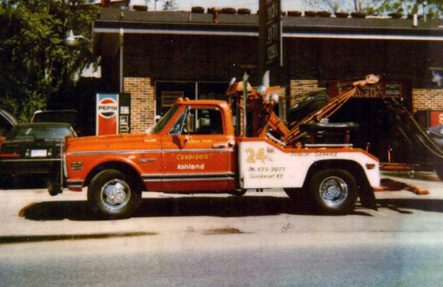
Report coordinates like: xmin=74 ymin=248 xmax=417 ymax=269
xmin=308 ymin=169 xmax=357 ymax=215
xmin=47 ymin=180 xmax=62 ymax=196
xmin=88 ymin=169 xmax=141 ymax=219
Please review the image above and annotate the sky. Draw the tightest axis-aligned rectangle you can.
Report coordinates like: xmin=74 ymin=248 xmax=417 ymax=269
xmin=129 ymin=0 xmax=309 ymax=12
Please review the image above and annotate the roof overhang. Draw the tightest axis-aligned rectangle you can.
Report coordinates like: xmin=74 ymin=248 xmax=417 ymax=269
xmin=93 ymin=9 xmax=443 ymax=56
xmin=94 ymin=26 xmax=443 ymax=41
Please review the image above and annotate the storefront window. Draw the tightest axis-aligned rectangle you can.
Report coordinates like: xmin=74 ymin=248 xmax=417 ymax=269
xmin=198 ymin=83 xmax=228 ymax=100
xmin=156 ymin=82 xmax=195 ymax=116
xmin=156 ymin=81 xmax=229 ymax=119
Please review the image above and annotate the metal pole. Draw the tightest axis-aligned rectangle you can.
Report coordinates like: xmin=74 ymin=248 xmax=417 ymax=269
xmin=119 ymin=28 xmax=124 ymax=93
xmin=242 ymin=72 xmax=249 ymax=137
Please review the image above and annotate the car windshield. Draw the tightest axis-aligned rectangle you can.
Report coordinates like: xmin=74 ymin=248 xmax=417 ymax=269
xmin=10 ymin=124 xmax=74 ymax=140
xmin=150 ymin=105 xmax=179 ymax=134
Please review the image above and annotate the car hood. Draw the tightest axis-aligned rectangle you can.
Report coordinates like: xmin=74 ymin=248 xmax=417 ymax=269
xmin=65 ymin=133 xmax=161 ymax=153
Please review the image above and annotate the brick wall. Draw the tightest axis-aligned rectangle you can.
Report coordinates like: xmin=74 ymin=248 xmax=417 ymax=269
xmin=412 ymin=88 xmax=443 ymax=112
xmin=289 ymin=79 xmax=322 ymax=107
xmin=124 ymin=77 xmax=155 ymax=133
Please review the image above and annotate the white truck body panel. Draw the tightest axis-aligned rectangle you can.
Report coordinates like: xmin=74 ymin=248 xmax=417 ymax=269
xmin=238 ymin=140 xmax=380 ymax=189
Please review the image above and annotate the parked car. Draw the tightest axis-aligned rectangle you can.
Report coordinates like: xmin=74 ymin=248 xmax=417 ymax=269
xmin=427 ymin=124 xmax=443 ymax=149
xmin=0 ymin=108 xmax=18 ymax=148
xmin=0 ymin=122 xmax=76 ymax=192
xmin=32 ymin=109 xmax=81 ymax=133
xmin=31 ymin=109 xmax=77 ymax=124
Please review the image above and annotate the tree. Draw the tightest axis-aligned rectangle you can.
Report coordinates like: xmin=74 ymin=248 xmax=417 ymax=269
xmin=162 ymin=0 xmax=178 ymax=11
xmin=307 ymin=0 xmax=443 ymax=16
xmin=306 ymin=0 xmax=366 ymax=12
xmin=369 ymin=0 xmax=443 ymax=18
xmin=0 ymin=0 xmax=98 ymax=122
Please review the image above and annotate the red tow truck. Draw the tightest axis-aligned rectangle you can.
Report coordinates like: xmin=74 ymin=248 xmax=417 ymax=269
xmin=58 ymin=76 xmax=381 ymax=218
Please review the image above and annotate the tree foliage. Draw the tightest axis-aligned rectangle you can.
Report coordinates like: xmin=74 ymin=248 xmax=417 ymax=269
xmin=307 ymin=0 xmax=443 ymax=17
xmin=0 ymin=0 xmax=98 ymax=122
xmin=369 ymin=0 xmax=443 ymax=18
xmin=162 ymin=0 xmax=178 ymax=11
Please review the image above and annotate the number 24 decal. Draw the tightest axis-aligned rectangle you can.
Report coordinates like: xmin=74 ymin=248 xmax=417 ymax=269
xmin=245 ymin=148 xmax=267 ymax=163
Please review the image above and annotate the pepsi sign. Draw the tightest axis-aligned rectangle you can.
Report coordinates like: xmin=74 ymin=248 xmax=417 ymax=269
xmin=98 ymin=97 xmax=118 ymax=119
xmin=96 ymin=93 xmax=119 ymax=135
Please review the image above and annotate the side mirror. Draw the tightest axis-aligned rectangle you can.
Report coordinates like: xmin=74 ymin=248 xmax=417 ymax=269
xmin=172 ymin=134 xmax=189 ymax=149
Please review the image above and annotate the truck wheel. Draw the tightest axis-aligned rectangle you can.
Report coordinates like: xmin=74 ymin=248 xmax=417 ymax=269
xmin=308 ymin=169 xmax=357 ymax=215
xmin=230 ymin=189 xmax=247 ymax=197
xmin=88 ymin=169 xmax=141 ymax=219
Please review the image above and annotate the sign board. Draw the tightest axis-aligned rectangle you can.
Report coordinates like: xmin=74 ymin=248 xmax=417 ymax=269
xmin=96 ymin=93 xmax=119 ymax=135
xmin=119 ymin=93 xmax=131 ymax=134
xmin=328 ymin=80 xmax=405 ymax=99
xmin=259 ymin=0 xmax=282 ymax=83
xmin=430 ymin=111 xmax=443 ymax=126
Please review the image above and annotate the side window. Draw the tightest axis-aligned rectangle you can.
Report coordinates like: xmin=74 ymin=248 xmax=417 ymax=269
xmin=193 ymin=108 xmax=223 ymax=135
xmin=169 ymin=106 xmax=224 ymax=135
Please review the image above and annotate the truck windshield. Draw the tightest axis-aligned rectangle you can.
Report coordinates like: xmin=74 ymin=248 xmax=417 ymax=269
xmin=150 ymin=105 xmax=179 ymax=134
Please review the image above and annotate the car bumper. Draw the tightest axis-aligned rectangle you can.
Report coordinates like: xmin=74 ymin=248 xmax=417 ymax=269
xmin=0 ymin=158 xmax=61 ymax=176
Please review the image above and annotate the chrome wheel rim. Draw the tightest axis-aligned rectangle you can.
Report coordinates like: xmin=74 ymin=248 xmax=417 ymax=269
xmin=100 ymin=179 xmax=131 ymax=210
xmin=319 ymin=176 xmax=348 ymax=208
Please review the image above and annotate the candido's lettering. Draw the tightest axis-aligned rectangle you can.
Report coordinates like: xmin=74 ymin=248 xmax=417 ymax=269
xmin=176 ymin=154 xmax=209 ymax=160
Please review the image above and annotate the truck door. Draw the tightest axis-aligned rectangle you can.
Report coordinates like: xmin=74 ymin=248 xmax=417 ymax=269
xmin=161 ymin=105 xmax=235 ymax=192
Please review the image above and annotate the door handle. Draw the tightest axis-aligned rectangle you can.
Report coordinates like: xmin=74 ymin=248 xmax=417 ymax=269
xmin=212 ymin=143 xmax=228 ymax=149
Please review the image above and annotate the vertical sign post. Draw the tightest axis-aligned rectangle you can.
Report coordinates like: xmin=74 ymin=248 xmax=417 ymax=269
xmin=259 ymin=0 xmax=282 ymax=86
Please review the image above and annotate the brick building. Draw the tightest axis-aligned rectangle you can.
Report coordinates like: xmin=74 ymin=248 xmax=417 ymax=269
xmin=92 ymin=7 xmax=443 ymax=133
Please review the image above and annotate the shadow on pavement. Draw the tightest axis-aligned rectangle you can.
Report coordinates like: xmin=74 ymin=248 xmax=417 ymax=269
xmin=382 ymin=171 xmax=441 ymax=182
xmin=22 ymin=196 xmax=443 ymax=221
xmin=0 ymin=175 xmax=46 ymax=189
xmin=376 ymin=198 xmax=443 ymax=214
xmin=22 ymin=196 xmax=317 ymax=221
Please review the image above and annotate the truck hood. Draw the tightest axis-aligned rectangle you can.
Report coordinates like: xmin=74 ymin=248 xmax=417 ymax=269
xmin=66 ymin=133 xmax=161 ymax=153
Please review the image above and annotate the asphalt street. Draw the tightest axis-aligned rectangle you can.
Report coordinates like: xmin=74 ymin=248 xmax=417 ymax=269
xmin=0 ymin=171 xmax=443 ymax=286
